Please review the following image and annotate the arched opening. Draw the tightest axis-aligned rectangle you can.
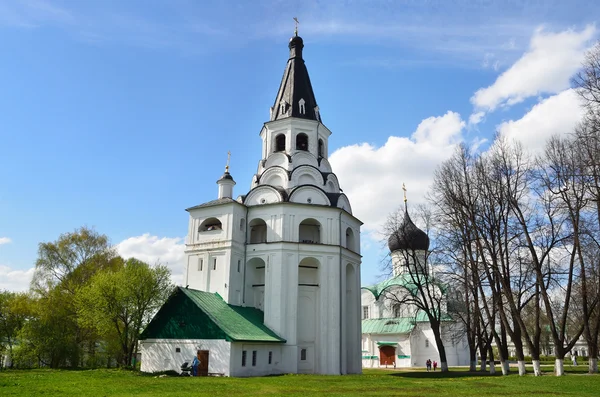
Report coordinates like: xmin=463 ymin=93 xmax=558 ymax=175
xmin=345 ymin=227 xmax=356 ymax=252
xmin=318 ymin=139 xmax=324 ymax=158
xmin=248 ymin=218 xmax=267 ymax=243
xmin=297 ymin=257 xmax=320 ymax=374
xmin=245 ymin=257 xmax=266 ymax=310
xmin=299 ymin=218 xmax=321 ymax=244
xmin=296 ymin=133 xmax=308 ymax=151
xmin=275 ymin=134 xmax=286 ymax=152
xmin=298 ymin=257 xmax=319 ymax=286
xmin=199 ymin=217 xmax=222 ymax=232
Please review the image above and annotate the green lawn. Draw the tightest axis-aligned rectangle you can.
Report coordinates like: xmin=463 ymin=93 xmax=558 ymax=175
xmin=1 ymin=368 xmax=598 ymax=396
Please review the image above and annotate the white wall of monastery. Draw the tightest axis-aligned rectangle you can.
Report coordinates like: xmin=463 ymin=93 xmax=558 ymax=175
xmin=140 ymin=339 xmax=231 ymax=375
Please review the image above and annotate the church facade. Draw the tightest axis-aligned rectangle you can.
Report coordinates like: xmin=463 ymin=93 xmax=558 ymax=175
xmin=360 ymin=206 xmax=470 ymax=369
xmin=140 ymin=33 xmax=363 ymax=377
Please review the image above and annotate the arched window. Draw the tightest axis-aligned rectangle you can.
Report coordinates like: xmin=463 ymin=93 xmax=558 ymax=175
xmin=248 ymin=218 xmax=267 ymax=243
xmin=275 ymin=134 xmax=286 ymax=152
xmin=199 ymin=217 xmax=222 ymax=232
xmin=299 ymin=218 xmax=321 ymax=244
xmin=296 ymin=133 xmax=308 ymax=151
xmin=318 ymin=139 xmax=324 ymax=158
xmin=345 ymin=227 xmax=355 ymax=252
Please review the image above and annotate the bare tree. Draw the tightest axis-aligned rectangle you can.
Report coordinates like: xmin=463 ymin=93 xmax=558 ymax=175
xmin=382 ymin=203 xmax=453 ymax=372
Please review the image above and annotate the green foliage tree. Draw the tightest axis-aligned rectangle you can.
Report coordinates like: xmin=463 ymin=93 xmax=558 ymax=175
xmin=76 ymin=258 xmax=173 ymax=367
xmin=0 ymin=291 xmax=32 ymax=368
xmin=26 ymin=227 xmax=117 ymax=368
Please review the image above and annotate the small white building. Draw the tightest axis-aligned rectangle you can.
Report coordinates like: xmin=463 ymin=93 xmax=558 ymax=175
xmin=360 ymin=207 xmax=470 ymax=368
xmin=140 ymin=32 xmax=363 ymax=377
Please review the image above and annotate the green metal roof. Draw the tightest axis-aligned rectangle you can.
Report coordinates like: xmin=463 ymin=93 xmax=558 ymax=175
xmin=361 ymin=274 xmax=420 ymax=300
xmin=141 ymin=287 xmax=285 ymax=343
xmin=361 ymin=274 xmax=448 ymax=300
xmin=362 ymin=312 xmax=454 ymax=335
xmin=362 ymin=317 xmax=416 ymax=334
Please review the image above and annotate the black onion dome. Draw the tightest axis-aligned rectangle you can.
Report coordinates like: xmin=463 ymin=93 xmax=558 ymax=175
xmin=387 ymin=211 xmax=430 ymax=252
xmin=217 ymin=171 xmax=234 ymax=183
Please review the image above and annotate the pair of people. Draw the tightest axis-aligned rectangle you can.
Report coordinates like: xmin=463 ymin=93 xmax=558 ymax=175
xmin=426 ymin=359 xmax=438 ymax=371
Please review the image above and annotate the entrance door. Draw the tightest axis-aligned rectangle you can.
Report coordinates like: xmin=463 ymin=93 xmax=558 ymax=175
xmin=379 ymin=346 xmax=396 ymax=366
xmin=197 ymin=350 xmax=209 ymax=376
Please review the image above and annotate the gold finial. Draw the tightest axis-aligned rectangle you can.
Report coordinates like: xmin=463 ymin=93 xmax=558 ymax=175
xmin=293 ymin=17 xmax=299 ymax=36
xmin=402 ymin=183 xmax=407 ymax=203
xmin=225 ymin=151 xmax=231 ymax=173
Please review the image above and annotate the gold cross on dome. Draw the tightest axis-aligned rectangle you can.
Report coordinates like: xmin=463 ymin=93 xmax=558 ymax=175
xmin=225 ymin=151 xmax=231 ymax=172
xmin=293 ymin=17 xmax=299 ymax=36
xmin=402 ymin=183 xmax=407 ymax=203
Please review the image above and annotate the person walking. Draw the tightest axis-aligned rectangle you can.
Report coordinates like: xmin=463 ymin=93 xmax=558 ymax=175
xmin=433 ymin=361 xmax=438 ymax=371
xmin=426 ymin=359 xmax=431 ymax=372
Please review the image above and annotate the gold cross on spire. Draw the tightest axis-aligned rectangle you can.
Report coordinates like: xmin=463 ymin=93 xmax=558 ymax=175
xmin=402 ymin=183 xmax=407 ymax=203
xmin=293 ymin=17 xmax=299 ymax=36
xmin=225 ymin=151 xmax=231 ymax=173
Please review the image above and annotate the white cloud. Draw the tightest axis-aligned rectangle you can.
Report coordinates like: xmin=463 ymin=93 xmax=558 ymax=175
xmin=472 ymin=25 xmax=596 ymax=112
xmin=330 ymin=111 xmax=465 ymax=233
xmin=469 ymin=111 xmax=485 ymax=125
xmin=0 ymin=237 xmax=12 ymax=245
xmin=116 ymin=234 xmax=185 ymax=286
xmin=0 ymin=265 xmax=34 ymax=292
xmin=497 ymin=89 xmax=585 ymax=153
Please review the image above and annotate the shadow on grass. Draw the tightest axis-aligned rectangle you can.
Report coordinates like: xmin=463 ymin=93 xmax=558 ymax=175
xmin=387 ymin=370 xmax=502 ymax=378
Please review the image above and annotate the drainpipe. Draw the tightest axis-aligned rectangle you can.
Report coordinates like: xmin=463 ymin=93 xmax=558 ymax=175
xmin=339 ymin=209 xmax=343 ymax=374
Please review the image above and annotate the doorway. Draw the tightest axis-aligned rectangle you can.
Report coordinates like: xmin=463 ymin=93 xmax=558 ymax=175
xmin=197 ymin=350 xmax=209 ymax=376
xmin=379 ymin=346 xmax=396 ymax=366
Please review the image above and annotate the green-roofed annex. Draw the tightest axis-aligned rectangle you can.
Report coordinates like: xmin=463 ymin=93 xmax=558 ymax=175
xmin=140 ymin=287 xmax=285 ymax=343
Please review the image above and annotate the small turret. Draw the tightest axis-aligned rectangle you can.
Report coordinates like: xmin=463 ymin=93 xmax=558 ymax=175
xmin=217 ymin=151 xmax=236 ymax=199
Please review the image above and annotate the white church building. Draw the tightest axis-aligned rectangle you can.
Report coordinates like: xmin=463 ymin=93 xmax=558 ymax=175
xmin=360 ymin=205 xmax=470 ymax=369
xmin=139 ymin=32 xmax=363 ymax=377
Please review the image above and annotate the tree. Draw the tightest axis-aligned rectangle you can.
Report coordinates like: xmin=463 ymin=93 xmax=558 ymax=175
xmin=26 ymin=227 xmax=117 ymax=368
xmin=31 ymin=226 xmax=116 ymax=294
xmin=382 ymin=203 xmax=454 ymax=372
xmin=0 ymin=291 xmax=31 ymax=368
xmin=76 ymin=258 xmax=173 ymax=367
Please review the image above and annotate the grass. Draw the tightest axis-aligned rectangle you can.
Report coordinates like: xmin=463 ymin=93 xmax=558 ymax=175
xmin=0 ymin=367 xmax=599 ymax=396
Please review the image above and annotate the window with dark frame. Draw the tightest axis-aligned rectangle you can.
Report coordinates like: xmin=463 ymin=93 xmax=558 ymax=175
xmin=238 ymin=260 xmax=241 ymax=273
xmin=296 ymin=133 xmax=308 ymax=151
xmin=300 ymin=348 xmax=307 ymax=361
xmin=362 ymin=306 xmax=369 ymax=319
xmin=213 ymin=258 xmax=217 ymax=270
xmin=268 ymin=351 xmax=273 ymax=364
xmin=252 ymin=350 xmax=257 ymax=366
xmin=199 ymin=259 xmax=203 ymax=271
xmin=275 ymin=134 xmax=286 ymax=152
xmin=175 ymin=347 xmax=181 ymax=353
xmin=242 ymin=350 xmax=247 ymax=367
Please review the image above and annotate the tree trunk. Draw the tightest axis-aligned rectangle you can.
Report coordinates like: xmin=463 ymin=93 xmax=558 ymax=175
xmin=501 ymin=360 xmax=510 ymax=376
xmin=588 ymin=344 xmax=599 ymax=374
xmin=555 ymin=358 xmax=565 ymax=376
xmin=589 ymin=358 xmax=598 ymax=374
xmin=430 ymin=321 xmax=449 ymax=372
xmin=517 ymin=360 xmax=526 ymax=376
xmin=479 ymin=343 xmax=488 ymax=372
xmin=532 ymin=360 xmax=542 ymax=376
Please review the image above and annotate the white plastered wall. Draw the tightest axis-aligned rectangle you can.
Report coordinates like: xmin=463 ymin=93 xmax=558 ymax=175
xmin=140 ymin=339 xmax=231 ymax=375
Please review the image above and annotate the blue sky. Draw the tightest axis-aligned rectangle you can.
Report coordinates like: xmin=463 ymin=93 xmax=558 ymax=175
xmin=1 ymin=0 xmax=599 ymax=291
